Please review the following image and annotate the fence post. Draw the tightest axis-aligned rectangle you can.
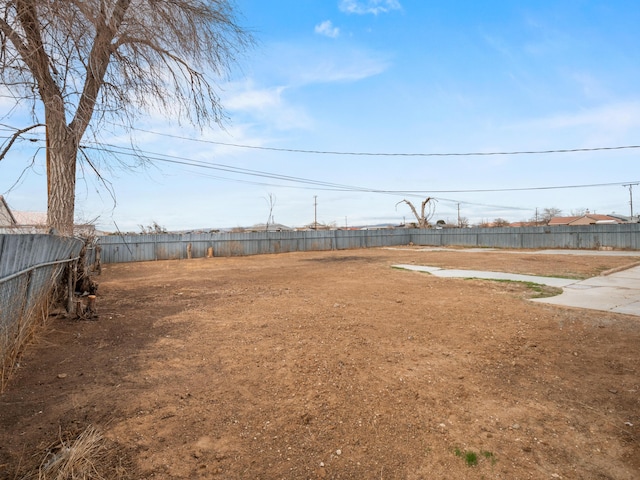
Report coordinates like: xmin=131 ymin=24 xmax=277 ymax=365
xmin=66 ymin=259 xmax=77 ymax=313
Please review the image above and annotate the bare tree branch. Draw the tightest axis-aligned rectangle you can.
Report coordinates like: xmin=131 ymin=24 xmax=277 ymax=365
xmin=0 ymin=122 xmax=44 ymax=161
xmin=1 ymin=146 xmax=41 ymax=195
xmin=78 ymin=145 xmax=117 ymax=207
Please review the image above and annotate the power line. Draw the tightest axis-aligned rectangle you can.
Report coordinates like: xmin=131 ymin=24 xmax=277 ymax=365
xmin=2 ymin=126 xmax=640 ymax=157
xmin=81 ymin=142 xmax=636 ymax=196
xmin=81 ymin=143 xmax=380 ymax=193
xmin=5 ymin=135 xmax=636 ymax=207
xmin=4 ymin=134 xmax=635 ymax=215
xmin=125 ymin=126 xmax=640 ymax=157
xmin=385 ymin=181 xmax=640 ymax=194
xmin=79 ymin=143 xmax=529 ymax=212
xmin=81 ymin=142 xmax=639 ymax=197
xmin=81 ymin=143 xmax=634 ymax=215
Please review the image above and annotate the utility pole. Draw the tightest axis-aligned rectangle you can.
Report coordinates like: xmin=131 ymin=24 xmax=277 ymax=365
xmin=622 ymin=183 xmax=638 ymax=219
xmin=457 ymin=203 xmax=461 ymax=228
xmin=313 ymin=195 xmax=318 ymax=229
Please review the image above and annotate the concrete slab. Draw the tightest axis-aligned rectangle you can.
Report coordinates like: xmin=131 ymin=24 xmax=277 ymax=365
xmin=393 ymin=264 xmax=579 ymax=288
xmin=393 ymin=264 xmax=640 ymax=317
xmin=533 ymin=285 xmax=638 ymax=314
xmin=532 ymin=266 xmax=640 ymax=316
xmin=386 ymin=247 xmax=640 ymax=257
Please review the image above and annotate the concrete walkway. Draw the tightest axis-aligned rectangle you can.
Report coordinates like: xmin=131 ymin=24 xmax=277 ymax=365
xmin=393 ymin=263 xmax=640 ymax=317
xmin=386 ymin=247 xmax=640 ymax=257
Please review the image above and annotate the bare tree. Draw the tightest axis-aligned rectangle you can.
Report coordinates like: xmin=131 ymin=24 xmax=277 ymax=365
xmin=0 ymin=0 xmax=251 ymax=234
xmin=528 ymin=207 xmax=562 ymax=226
xmin=139 ymin=221 xmax=166 ymax=234
xmin=264 ymin=193 xmax=276 ymax=231
xmin=570 ymin=208 xmax=588 ymax=216
xmin=493 ymin=218 xmax=510 ymax=227
xmin=541 ymin=207 xmax=562 ymax=225
xmin=396 ymin=197 xmax=435 ymax=229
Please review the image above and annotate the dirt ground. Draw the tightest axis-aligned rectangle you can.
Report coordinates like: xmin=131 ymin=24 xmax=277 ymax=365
xmin=1 ymin=247 xmax=640 ymax=479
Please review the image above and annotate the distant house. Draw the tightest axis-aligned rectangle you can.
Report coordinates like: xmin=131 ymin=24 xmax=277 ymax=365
xmin=0 ymin=205 xmax=48 ymax=233
xmin=11 ymin=210 xmax=48 ymax=229
xmin=608 ymin=214 xmax=639 ymax=223
xmin=548 ymin=214 xmax=624 ymax=226
xmin=0 ymin=195 xmax=17 ymax=227
xmin=245 ymin=223 xmax=292 ymax=232
xmin=0 ymin=196 xmax=96 ymax=236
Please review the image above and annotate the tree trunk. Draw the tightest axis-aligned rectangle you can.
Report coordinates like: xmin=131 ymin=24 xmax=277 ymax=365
xmin=46 ymin=119 xmax=78 ymax=236
xmin=400 ymin=199 xmax=428 ymax=228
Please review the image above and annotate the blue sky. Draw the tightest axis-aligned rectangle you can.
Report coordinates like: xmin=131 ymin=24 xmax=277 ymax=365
xmin=1 ymin=0 xmax=639 ymax=231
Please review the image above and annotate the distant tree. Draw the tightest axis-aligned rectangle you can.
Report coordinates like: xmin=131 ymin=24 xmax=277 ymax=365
xmin=493 ymin=218 xmax=510 ymax=227
xmin=139 ymin=221 xmax=166 ymax=234
xmin=396 ymin=197 xmax=435 ymax=228
xmin=305 ymin=220 xmax=336 ymax=230
xmin=476 ymin=219 xmax=491 ymax=228
xmin=529 ymin=207 xmax=562 ymax=225
xmin=264 ymin=193 xmax=276 ymax=231
xmin=541 ymin=207 xmax=562 ymax=224
xmin=0 ymin=0 xmax=251 ymax=234
xmin=458 ymin=216 xmax=470 ymax=228
xmin=570 ymin=208 xmax=588 ymax=216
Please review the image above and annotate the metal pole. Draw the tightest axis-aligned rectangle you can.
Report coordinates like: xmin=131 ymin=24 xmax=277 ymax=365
xmin=622 ymin=183 xmax=638 ymax=219
xmin=314 ymin=195 xmax=317 ymax=229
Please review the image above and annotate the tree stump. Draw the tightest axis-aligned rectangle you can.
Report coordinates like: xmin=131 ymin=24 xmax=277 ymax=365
xmin=86 ymin=295 xmax=97 ymax=318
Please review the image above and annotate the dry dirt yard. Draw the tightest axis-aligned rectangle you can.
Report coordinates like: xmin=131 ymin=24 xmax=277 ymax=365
xmin=1 ymin=247 xmax=640 ymax=479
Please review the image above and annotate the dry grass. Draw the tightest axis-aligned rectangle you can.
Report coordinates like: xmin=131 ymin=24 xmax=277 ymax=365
xmin=1 ymin=301 xmax=49 ymax=393
xmin=21 ymin=426 xmax=105 ymax=480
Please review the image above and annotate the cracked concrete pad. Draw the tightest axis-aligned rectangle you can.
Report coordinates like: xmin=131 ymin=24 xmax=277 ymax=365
xmin=394 ymin=264 xmax=640 ymax=317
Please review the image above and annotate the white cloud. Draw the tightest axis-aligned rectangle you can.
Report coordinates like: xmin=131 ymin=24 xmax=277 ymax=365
xmin=524 ymin=102 xmax=640 ymax=131
xmin=505 ymin=101 xmax=640 ymax=149
xmin=223 ymin=83 xmax=286 ymax=112
xmin=298 ymin=55 xmax=389 ymax=84
xmin=339 ymin=0 xmax=402 ymax=15
xmin=260 ymin=42 xmax=391 ymax=86
xmin=222 ymin=80 xmax=314 ymax=131
xmin=315 ymin=20 xmax=340 ymax=38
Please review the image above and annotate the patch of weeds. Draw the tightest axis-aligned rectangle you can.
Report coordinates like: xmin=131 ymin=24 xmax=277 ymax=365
xmin=481 ymin=450 xmax=497 ymax=465
xmin=474 ymin=278 xmax=562 ymax=298
xmin=464 ymin=451 xmax=478 ymax=466
xmin=520 ymin=281 xmax=560 ymax=298
xmin=546 ymin=273 xmax=585 ymax=280
xmin=522 ymin=282 xmax=562 ymax=299
xmin=454 ymin=447 xmax=496 ymax=467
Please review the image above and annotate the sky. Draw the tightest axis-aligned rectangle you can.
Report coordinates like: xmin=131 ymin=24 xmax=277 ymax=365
xmin=1 ymin=0 xmax=640 ymax=232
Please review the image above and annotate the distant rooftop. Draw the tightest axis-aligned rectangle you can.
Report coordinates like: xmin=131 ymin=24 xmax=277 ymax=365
xmin=11 ymin=210 xmax=48 ymax=226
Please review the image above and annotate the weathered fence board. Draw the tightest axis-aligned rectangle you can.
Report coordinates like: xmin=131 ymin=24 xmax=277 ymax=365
xmin=1 ymin=234 xmax=84 ymax=389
